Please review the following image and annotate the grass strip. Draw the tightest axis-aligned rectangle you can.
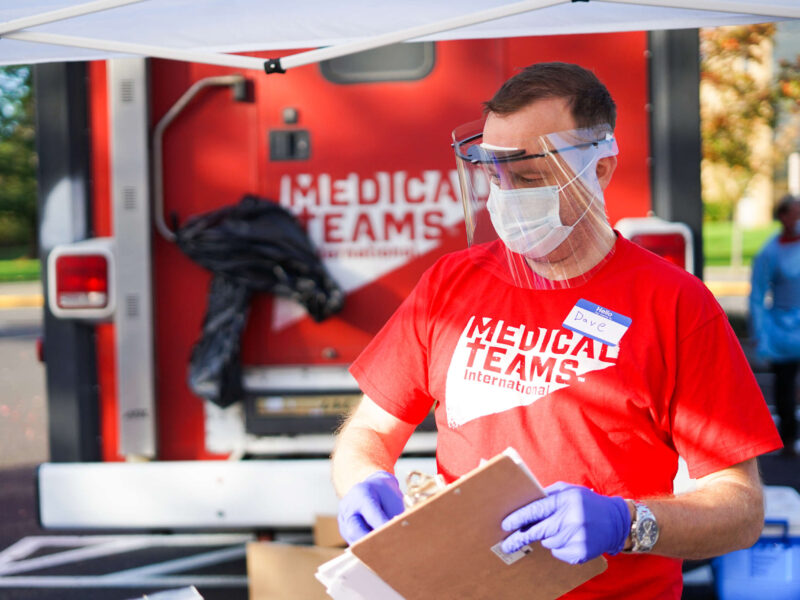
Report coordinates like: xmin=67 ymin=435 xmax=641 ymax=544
xmin=0 ymin=258 xmax=40 ymax=282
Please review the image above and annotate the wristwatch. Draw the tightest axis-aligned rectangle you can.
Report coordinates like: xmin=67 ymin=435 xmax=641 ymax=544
xmin=627 ymin=501 xmax=659 ymax=553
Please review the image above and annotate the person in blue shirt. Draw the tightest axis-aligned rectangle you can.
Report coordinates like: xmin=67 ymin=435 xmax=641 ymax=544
xmin=750 ymin=194 xmax=800 ymax=456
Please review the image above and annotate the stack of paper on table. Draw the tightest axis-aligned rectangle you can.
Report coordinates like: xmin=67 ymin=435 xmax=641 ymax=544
xmin=316 ymin=448 xmax=606 ymax=599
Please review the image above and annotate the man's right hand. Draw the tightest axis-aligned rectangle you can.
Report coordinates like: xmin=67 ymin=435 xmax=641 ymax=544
xmin=337 ymin=470 xmax=405 ymax=544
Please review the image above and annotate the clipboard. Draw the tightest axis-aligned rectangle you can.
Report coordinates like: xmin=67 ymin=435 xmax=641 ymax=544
xmin=348 ymin=449 xmax=607 ymax=599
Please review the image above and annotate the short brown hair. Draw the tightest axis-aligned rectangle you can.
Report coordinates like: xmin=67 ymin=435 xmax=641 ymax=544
xmin=483 ymin=62 xmax=616 ymax=129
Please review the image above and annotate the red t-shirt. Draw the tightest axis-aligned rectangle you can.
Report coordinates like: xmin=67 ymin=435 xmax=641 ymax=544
xmin=350 ymin=236 xmax=781 ymax=599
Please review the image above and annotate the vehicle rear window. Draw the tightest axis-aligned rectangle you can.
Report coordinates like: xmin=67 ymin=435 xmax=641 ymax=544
xmin=320 ymin=41 xmax=435 ymax=84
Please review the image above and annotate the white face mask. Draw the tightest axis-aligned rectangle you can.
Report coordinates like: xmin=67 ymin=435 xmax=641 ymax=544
xmin=486 ymin=183 xmax=566 ymax=258
xmin=485 ymin=156 xmax=597 ymax=259
xmin=486 ymin=178 xmax=598 ymax=259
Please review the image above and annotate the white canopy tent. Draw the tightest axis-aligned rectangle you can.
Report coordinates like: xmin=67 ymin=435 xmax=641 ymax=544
xmin=0 ymin=0 xmax=797 ymax=69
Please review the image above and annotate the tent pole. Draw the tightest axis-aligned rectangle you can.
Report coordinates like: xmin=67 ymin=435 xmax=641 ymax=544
xmin=4 ymin=31 xmax=267 ymax=71
xmin=0 ymin=0 xmax=147 ymax=36
xmin=271 ymin=0 xmax=569 ymax=73
xmin=606 ymin=0 xmax=800 ymax=18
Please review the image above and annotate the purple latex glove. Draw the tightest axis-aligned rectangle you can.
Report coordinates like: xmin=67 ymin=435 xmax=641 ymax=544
xmin=337 ymin=471 xmax=405 ymax=544
xmin=501 ymin=481 xmax=631 ymax=565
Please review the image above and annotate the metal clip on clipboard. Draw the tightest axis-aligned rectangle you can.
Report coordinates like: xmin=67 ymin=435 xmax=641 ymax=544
xmin=403 ymin=471 xmax=446 ymax=508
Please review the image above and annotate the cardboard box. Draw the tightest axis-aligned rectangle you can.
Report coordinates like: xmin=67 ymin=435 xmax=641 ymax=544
xmin=247 ymin=542 xmax=343 ymax=600
xmin=313 ymin=515 xmax=347 ymax=548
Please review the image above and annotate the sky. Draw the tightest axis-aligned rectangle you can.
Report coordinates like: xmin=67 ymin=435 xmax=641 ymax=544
xmin=775 ymin=20 xmax=800 ymax=63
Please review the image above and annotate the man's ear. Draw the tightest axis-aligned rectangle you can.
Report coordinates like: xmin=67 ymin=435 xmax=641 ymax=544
xmin=595 ymin=155 xmax=617 ymax=190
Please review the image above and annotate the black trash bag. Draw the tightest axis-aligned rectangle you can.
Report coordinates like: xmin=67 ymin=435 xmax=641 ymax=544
xmin=187 ymin=275 xmax=251 ymax=407
xmin=176 ymin=195 xmax=344 ymax=322
xmin=176 ymin=195 xmax=345 ymax=407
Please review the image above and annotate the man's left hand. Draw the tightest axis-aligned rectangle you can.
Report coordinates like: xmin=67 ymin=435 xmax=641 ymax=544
xmin=501 ymin=481 xmax=631 ymax=564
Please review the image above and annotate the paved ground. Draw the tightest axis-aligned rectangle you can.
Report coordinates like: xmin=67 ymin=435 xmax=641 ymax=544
xmin=0 ymin=305 xmax=48 ymax=468
xmin=0 ymin=282 xmax=46 ymax=553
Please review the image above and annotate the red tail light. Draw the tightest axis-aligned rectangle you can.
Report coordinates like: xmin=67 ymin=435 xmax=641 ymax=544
xmin=54 ymin=254 xmax=109 ymax=309
xmin=629 ymin=233 xmax=687 ymax=269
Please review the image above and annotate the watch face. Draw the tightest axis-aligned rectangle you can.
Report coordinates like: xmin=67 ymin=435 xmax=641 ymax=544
xmin=640 ymin=517 xmax=658 ymax=546
xmin=634 ymin=513 xmax=659 ymax=552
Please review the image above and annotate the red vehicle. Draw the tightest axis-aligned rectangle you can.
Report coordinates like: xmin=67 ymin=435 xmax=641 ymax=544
xmin=35 ymin=30 xmax=698 ymax=529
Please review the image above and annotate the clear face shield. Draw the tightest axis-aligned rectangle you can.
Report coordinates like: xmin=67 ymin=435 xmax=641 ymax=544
xmin=452 ymin=119 xmax=619 ymax=290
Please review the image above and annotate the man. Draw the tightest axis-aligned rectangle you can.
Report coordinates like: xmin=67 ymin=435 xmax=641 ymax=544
xmin=750 ymin=194 xmax=800 ymax=456
xmin=332 ymin=62 xmax=781 ymax=598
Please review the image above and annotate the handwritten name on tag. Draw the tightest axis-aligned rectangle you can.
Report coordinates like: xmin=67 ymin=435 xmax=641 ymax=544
xmin=562 ymin=299 xmax=631 ymax=347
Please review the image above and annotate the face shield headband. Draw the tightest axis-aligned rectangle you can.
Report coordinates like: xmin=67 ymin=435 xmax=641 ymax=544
xmin=452 ymin=120 xmax=619 ymax=290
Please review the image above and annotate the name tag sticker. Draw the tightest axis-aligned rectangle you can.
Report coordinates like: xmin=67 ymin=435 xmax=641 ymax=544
xmin=562 ymin=299 xmax=631 ymax=347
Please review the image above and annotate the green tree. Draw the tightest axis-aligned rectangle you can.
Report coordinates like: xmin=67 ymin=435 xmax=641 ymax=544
xmin=772 ymin=55 xmax=800 ymax=198
xmin=0 ymin=65 xmax=37 ymax=256
xmin=700 ymin=25 xmax=800 ymax=221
